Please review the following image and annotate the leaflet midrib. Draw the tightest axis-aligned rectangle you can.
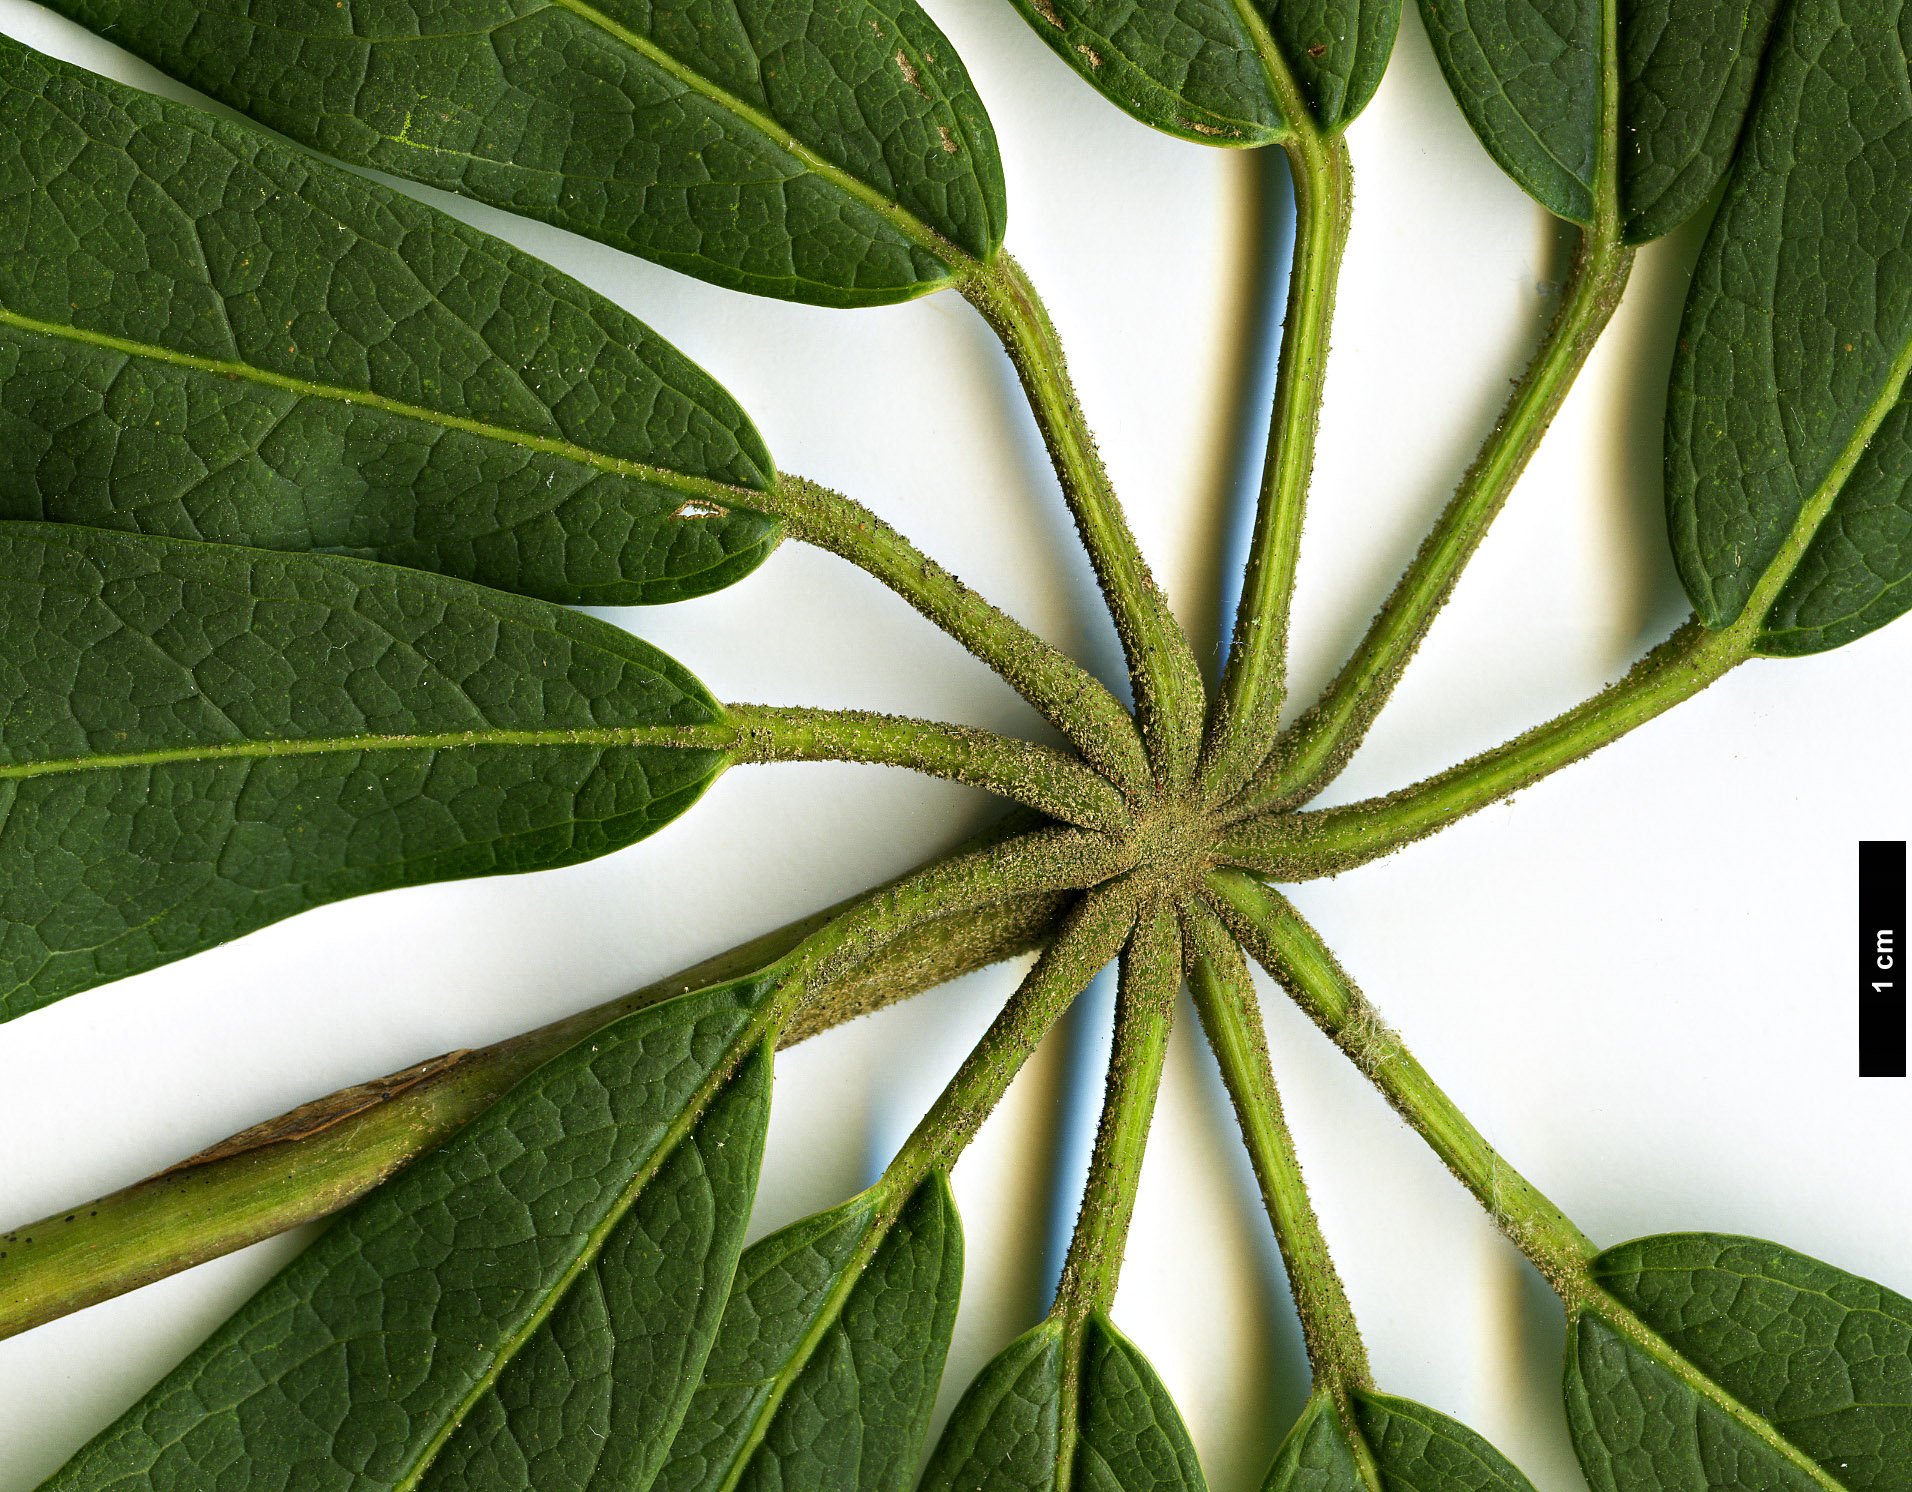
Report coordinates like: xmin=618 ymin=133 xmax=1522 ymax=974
xmin=0 ymin=724 xmax=732 ymax=780
xmin=0 ymin=304 xmax=756 ymax=508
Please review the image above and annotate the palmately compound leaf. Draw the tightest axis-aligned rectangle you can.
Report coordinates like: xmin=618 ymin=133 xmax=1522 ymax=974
xmin=0 ymin=37 xmax=779 ymax=606
xmin=1262 ymin=1386 xmax=1539 ymax=1491
xmin=656 ymin=1173 xmax=963 ymax=1492
xmin=1565 ymin=1233 xmax=1912 ymax=1491
xmin=1666 ymin=0 xmax=1912 ymax=654
xmin=1417 ymin=0 xmax=1781 ymax=239
xmin=38 ymin=0 xmax=1006 ymax=307
xmin=0 ymin=523 xmax=731 ymax=1020
xmin=996 ymin=0 xmax=1401 ymax=144
xmin=44 ymin=980 xmax=777 ymax=1491
xmin=919 ymin=1311 xmax=1206 ymax=1492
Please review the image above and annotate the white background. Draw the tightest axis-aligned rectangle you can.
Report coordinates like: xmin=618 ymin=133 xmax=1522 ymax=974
xmin=1 ymin=2 xmax=1909 ymax=1489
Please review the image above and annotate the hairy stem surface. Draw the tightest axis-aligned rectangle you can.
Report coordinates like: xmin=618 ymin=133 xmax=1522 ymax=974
xmin=689 ymin=882 xmax=1141 ymax=1492
xmin=1218 ymin=616 xmax=1749 ymax=878
xmin=1181 ymin=900 xmax=1369 ymax=1395
xmin=1238 ymin=226 xmax=1635 ymax=815
xmin=1036 ymin=898 xmax=1180 ymax=1492
xmin=1238 ymin=6 xmax=1630 ymax=817
xmin=887 ymin=878 xmax=1142 ymax=1187
xmin=1205 ymin=873 xmax=1869 ymax=1486
xmin=1052 ymin=899 xmax=1180 ymax=1322
xmin=724 ymin=701 xmax=1129 ymax=831
xmin=0 ymin=819 xmax=1121 ymax=1341
xmin=1205 ymin=132 xmax=1353 ymax=802
xmin=766 ymin=475 xmax=1150 ymax=794
xmin=1202 ymin=870 xmax=1597 ymax=1295
xmin=963 ymin=256 xmax=1207 ymax=788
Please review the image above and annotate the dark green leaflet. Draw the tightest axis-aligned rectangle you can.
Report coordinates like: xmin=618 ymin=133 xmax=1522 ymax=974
xmin=1416 ymin=0 xmax=1604 ymax=222
xmin=0 ymin=523 xmax=727 ymax=1021
xmin=1263 ymin=1394 xmax=1367 ymax=1489
xmin=1565 ymin=1233 xmax=1912 ymax=1492
xmin=1262 ymin=1386 xmax=1539 ymax=1491
xmin=39 ymin=0 xmax=1006 ymax=307
xmin=996 ymin=0 xmax=1399 ymax=145
xmin=0 ymin=36 xmax=778 ymax=607
xmin=415 ymin=1041 xmax=771 ymax=1492
xmin=919 ymin=1325 xmax=1063 ymax=1491
xmin=1666 ymin=0 xmax=1912 ymax=654
xmin=1353 ymin=1393 xmax=1540 ymax=1491
xmin=1417 ymin=0 xmax=1781 ymax=239
xmin=656 ymin=1174 xmax=963 ymax=1492
xmin=1619 ymin=0 xmax=1785 ymax=242
xmin=44 ymin=982 xmax=777 ymax=1491
xmin=1272 ymin=0 xmax=1405 ymax=130
xmin=919 ymin=1313 xmax=1205 ymax=1492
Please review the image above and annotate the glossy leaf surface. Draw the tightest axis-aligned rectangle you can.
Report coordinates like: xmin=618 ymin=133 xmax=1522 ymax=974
xmin=997 ymin=0 xmax=1400 ymax=143
xmin=657 ymin=1174 xmax=962 ymax=1492
xmin=1566 ymin=1233 xmax=1912 ymax=1492
xmin=919 ymin=1312 xmax=1205 ymax=1492
xmin=1666 ymin=0 xmax=1912 ymax=654
xmin=0 ymin=524 xmax=727 ymax=1020
xmin=45 ymin=984 xmax=776 ymax=1490
xmin=1262 ymin=1386 xmax=1539 ymax=1491
xmin=40 ymin=0 xmax=1006 ymax=306
xmin=0 ymin=37 xmax=778 ymax=606
xmin=1417 ymin=0 xmax=1780 ymax=238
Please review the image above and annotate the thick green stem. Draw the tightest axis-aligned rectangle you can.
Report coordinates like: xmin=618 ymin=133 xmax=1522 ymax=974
xmin=962 ymin=256 xmax=1208 ymax=790
xmin=0 ymin=820 xmax=1124 ymax=1341
xmin=1217 ymin=616 xmax=1750 ymax=878
xmin=1233 ymin=226 xmax=1636 ymax=817
xmin=1034 ymin=897 xmax=1178 ymax=1492
xmin=1201 ymin=870 xmax=1598 ymax=1298
xmin=766 ymin=475 xmax=1150 ymax=795
xmin=1237 ymin=0 xmax=1630 ymax=818
xmin=694 ymin=883 xmax=1136 ymax=1492
xmin=1204 ymin=132 xmax=1353 ymax=803
xmin=1226 ymin=173 xmax=1912 ymax=864
xmin=1052 ymin=899 xmax=1180 ymax=1322
xmin=1205 ymin=878 xmax=1859 ymax=1487
xmin=723 ymin=702 xmax=1130 ymax=832
xmin=882 ymin=877 xmax=1143 ymax=1190
xmin=780 ymin=825 xmax=1129 ymax=996
xmin=1180 ymin=900 xmax=1370 ymax=1395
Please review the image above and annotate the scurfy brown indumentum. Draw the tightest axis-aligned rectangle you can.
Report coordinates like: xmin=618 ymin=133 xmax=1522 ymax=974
xmin=0 ymin=0 xmax=1909 ymax=1489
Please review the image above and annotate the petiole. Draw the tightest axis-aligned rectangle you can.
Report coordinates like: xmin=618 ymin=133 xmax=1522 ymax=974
xmin=0 ymin=819 xmax=1114 ymax=1341
xmin=765 ymin=475 xmax=1151 ymax=795
xmin=1051 ymin=898 xmax=1181 ymax=1323
xmin=1201 ymin=868 xmax=1598 ymax=1296
xmin=878 ymin=876 xmax=1142 ymax=1190
xmin=1181 ymin=899 xmax=1370 ymax=1398
xmin=1236 ymin=224 xmax=1636 ymax=817
xmin=1204 ymin=130 xmax=1354 ymax=804
xmin=722 ymin=702 xmax=1130 ymax=832
xmin=1215 ymin=616 xmax=1748 ymax=879
xmin=963 ymin=256 xmax=1209 ymax=789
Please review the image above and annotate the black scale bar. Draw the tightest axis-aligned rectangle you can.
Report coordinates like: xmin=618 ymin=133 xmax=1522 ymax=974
xmin=1860 ymin=840 xmax=1906 ymax=1078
